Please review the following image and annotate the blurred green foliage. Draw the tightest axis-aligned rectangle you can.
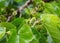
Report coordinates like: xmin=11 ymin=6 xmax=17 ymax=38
xmin=0 ymin=0 xmax=60 ymax=43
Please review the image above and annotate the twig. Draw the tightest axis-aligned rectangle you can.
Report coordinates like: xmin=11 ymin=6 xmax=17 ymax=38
xmin=6 ymin=15 xmax=13 ymax=22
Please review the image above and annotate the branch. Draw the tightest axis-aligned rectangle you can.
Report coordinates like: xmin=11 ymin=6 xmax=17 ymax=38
xmin=17 ymin=0 xmax=33 ymax=12
xmin=7 ymin=0 xmax=33 ymax=22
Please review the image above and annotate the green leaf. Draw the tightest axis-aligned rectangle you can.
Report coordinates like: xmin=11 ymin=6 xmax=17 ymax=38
xmin=41 ymin=14 xmax=60 ymax=43
xmin=29 ymin=39 xmax=39 ymax=43
xmin=0 ymin=37 xmax=6 ymax=43
xmin=15 ymin=35 xmax=19 ymax=43
xmin=15 ymin=0 xmax=23 ymax=3
xmin=44 ymin=2 xmax=60 ymax=17
xmin=15 ymin=0 xmax=27 ymax=5
xmin=45 ymin=3 xmax=56 ymax=14
xmin=0 ymin=22 xmax=17 ymax=43
xmin=0 ymin=27 xmax=6 ymax=40
xmin=0 ymin=22 xmax=16 ymax=31
xmin=18 ymin=24 xmax=39 ymax=43
xmin=0 ymin=0 xmax=5 ymax=8
xmin=31 ymin=27 xmax=41 ymax=39
xmin=7 ymin=29 xmax=17 ymax=43
xmin=11 ymin=18 xmax=25 ymax=28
